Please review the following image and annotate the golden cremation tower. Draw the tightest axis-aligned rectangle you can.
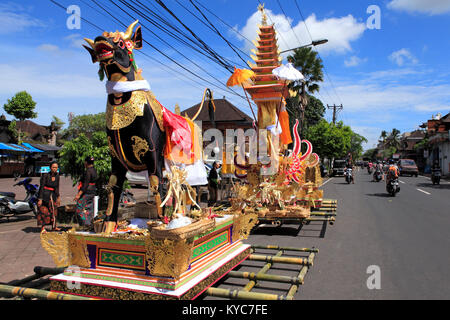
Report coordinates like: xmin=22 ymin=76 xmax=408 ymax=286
xmin=244 ymin=4 xmax=290 ymax=132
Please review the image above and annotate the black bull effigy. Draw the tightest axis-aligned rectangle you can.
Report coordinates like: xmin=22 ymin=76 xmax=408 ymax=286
xmin=83 ymin=21 xmax=208 ymax=233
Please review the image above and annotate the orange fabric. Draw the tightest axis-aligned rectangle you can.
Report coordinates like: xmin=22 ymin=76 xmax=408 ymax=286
xmin=279 ymin=110 xmax=292 ymax=145
xmin=163 ymin=109 xmax=204 ymax=165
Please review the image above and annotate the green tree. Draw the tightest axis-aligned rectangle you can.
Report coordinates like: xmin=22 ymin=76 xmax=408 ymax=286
xmin=304 ymin=119 xmax=353 ymax=160
xmin=59 ymin=132 xmax=111 ymax=186
xmin=286 ymin=93 xmax=325 ymax=137
xmin=51 ymin=115 xmax=66 ymax=146
xmin=7 ymin=120 xmax=18 ymax=144
xmin=287 ymin=47 xmax=324 ymax=127
xmin=60 ymin=112 xmax=106 ymax=141
xmin=349 ymin=133 xmax=368 ymax=160
xmin=3 ymin=91 xmax=37 ymax=143
xmin=362 ymin=148 xmax=378 ymax=160
xmin=385 ymin=128 xmax=401 ymax=151
xmin=59 ymin=131 xmax=111 ymax=209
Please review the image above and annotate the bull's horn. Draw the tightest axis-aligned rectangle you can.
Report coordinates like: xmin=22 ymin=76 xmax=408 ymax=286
xmin=84 ymin=38 xmax=95 ymax=49
xmin=123 ymin=20 xmax=139 ymax=40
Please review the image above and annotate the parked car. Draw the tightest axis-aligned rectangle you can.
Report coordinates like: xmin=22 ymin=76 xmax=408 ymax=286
xmin=331 ymin=159 xmax=346 ymax=176
xmin=397 ymin=159 xmax=419 ymax=177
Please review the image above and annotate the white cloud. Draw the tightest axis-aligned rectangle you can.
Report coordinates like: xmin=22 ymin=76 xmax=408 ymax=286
xmin=37 ymin=44 xmax=60 ymax=53
xmin=388 ymin=49 xmax=418 ymax=66
xmin=387 ymin=0 xmax=450 ymax=15
xmin=236 ymin=10 xmax=365 ymax=56
xmin=64 ymin=34 xmax=85 ymax=49
xmin=344 ymin=56 xmax=367 ymax=67
xmin=0 ymin=3 xmax=46 ymax=34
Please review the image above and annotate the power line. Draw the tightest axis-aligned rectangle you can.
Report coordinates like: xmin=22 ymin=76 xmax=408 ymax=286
xmin=293 ymin=0 xmax=343 ymax=106
xmin=327 ymin=104 xmax=343 ymax=124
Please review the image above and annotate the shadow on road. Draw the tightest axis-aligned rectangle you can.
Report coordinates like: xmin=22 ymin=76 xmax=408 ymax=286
xmin=251 ymin=221 xmax=328 ymax=238
xmin=366 ymin=193 xmax=391 ymax=198
xmin=22 ymin=226 xmax=41 ymax=233
xmin=252 ymin=224 xmax=302 ymax=237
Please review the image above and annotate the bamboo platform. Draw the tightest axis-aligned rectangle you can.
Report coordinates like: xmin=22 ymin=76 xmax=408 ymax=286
xmin=203 ymin=245 xmax=318 ymax=300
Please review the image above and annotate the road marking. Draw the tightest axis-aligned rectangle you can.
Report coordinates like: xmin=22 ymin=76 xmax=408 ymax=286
xmin=321 ymin=178 xmax=333 ymax=186
xmin=416 ymin=188 xmax=431 ymax=195
xmin=399 ymin=180 xmax=405 ymax=184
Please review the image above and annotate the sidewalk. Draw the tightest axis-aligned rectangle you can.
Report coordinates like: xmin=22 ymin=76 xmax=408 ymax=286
xmin=0 ymin=176 xmax=150 ymax=285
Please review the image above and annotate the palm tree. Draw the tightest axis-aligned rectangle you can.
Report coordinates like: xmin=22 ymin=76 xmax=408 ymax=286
xmin=386 ymin=128 xmax=401 ymax=150
xmin=286 ymin=47 xmax=324 ymax=132
xmin=379 ymin=130 xmax=387 ymax=143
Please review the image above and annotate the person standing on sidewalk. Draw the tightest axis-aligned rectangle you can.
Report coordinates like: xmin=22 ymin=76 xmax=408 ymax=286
xmin=37 ymin=161 xmax=61 ymax=232
xmin=208 ymin=161 xmax=221 ymax=207
xmin=74 ymin=156 xmax=98 ymax=228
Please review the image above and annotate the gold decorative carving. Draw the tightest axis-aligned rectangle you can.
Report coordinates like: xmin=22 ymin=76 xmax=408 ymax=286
xmin=106 ymin=90 xmax=147 ymax=130
xmin=107 ymin=136 xmax=119 ymax=159
xmin=232 ymin=213 xmax=258 ymax=242
xmin=68 ymin=234 xmax=91 ymax=268
xmin=40 ymin=231 xmax=70 ymax=267
xmin=131 ymin=136 xmax=149 ymax=163
xmin=106 ymin=90 xmax=165 ymax=131
xmin=145 ymin=236 xmax=194 ymax=279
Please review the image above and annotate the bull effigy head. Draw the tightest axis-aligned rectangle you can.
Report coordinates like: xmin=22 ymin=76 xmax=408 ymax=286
xmin=83 ymin=20 xmax=142 ymax=81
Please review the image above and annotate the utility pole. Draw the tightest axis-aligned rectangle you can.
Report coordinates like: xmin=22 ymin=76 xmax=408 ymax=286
xmin=327 ymin=104 xmax=343 ymax=124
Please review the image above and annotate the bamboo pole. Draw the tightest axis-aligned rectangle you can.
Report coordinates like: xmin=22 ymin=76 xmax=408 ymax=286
xmin=251 ymin=245 xmax=318 ymax=253
xmin=0 ymin=284 xmax=94 ymax=300
xmin=228 ymin=271 xmax=304 ymax=285
xmin=248 ymin=254 xmax=312 ymax=266
xmin=305 ymin=217 xmax=336 ymax=222
xmin=243 ymin=250 xmax=283 ymax=292
xmin=310 ymin=212 xmax=337 ymax=216
xmin=205 ymin=287 xmax=283 ymax=300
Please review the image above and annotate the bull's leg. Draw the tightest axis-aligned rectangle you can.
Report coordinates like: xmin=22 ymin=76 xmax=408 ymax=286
xmin=103 ymin=158 xmax=127 ymax=234
xmin=149 ymin=175 xmax=162 ymax=218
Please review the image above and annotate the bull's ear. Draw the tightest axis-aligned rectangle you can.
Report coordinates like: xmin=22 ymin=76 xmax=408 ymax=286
xmin=83 ymin=45 xmax=98 ymax=63
xmin=133 ymin=26 xmax=142 ymax=50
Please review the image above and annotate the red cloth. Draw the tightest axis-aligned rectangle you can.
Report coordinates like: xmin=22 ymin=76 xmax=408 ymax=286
xmin=162 ymin=107 xmax=193 ymax=162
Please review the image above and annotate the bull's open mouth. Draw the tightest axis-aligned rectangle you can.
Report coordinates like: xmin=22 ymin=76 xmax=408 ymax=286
xmin=95 ymin=42 xmax=114 ymax=60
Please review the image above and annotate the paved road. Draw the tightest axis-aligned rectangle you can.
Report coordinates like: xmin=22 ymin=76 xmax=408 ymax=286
xmin=1 ymin=171 xmax=449 ymax=299
xmin=246 ymin=169 xmax=450 ymax=299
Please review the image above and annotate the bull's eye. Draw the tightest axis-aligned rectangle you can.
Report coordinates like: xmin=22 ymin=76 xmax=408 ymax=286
xmin=118 ymin=40 xmax=125 ymax=49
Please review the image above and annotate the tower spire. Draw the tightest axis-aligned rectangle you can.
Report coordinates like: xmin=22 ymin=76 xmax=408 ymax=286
xmin=258 ymin=3 xmax=268 ymax=26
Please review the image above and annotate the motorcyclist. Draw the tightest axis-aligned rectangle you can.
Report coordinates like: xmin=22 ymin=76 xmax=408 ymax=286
xmin=386 ymin=159 xmax=399 ymax=186
xmin=431 ymin=160 xmax=441 ymax=172
xmin=431 ymin=160 xmax=441 ymax=183
xmin=372 ymin=161 xmax=383 ymax=181
xmin=368 ymin=161 xmax=373 ymax=173
xmin=345 ymin=160 xmax=355 ymax=184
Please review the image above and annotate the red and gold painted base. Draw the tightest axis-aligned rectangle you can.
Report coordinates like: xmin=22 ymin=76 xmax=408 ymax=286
xmin=47 ymin=215 xmax=255 ymax=300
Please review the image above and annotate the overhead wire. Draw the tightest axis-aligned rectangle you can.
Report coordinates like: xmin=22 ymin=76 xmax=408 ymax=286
xmin=90 ymin=0 xmax=248 ymax=100
xmin=49 ymin=0 xmax=246 ymax=106
xmin=50 ymin=0 xmax=260 ymax=113
xmin=293 ymin=0 xmax=344 ymax=107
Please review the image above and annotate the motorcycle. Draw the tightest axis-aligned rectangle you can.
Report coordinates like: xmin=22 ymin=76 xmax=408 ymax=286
xmin=367 ymin=166 xmax=373 ymax=174
xmin=373 ymin=170 xmax=382 ymax=182
xmin=431 ymin=169 xmax=441 ymax=185
xmin=344 ymin=168 xmax=353 ymax=184
xmin=0 ymin=177 xmax=39 ymax=221
xmin=386 ymin=178 xmax=400 ymax=196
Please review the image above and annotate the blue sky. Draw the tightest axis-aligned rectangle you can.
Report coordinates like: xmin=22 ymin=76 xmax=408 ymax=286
xmin=0 ymin=0 xmax=449 ymax=150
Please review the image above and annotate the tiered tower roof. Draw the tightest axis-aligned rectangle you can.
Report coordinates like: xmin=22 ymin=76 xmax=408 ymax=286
xmin=244 ymin=11 xmax=289 ymax=101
